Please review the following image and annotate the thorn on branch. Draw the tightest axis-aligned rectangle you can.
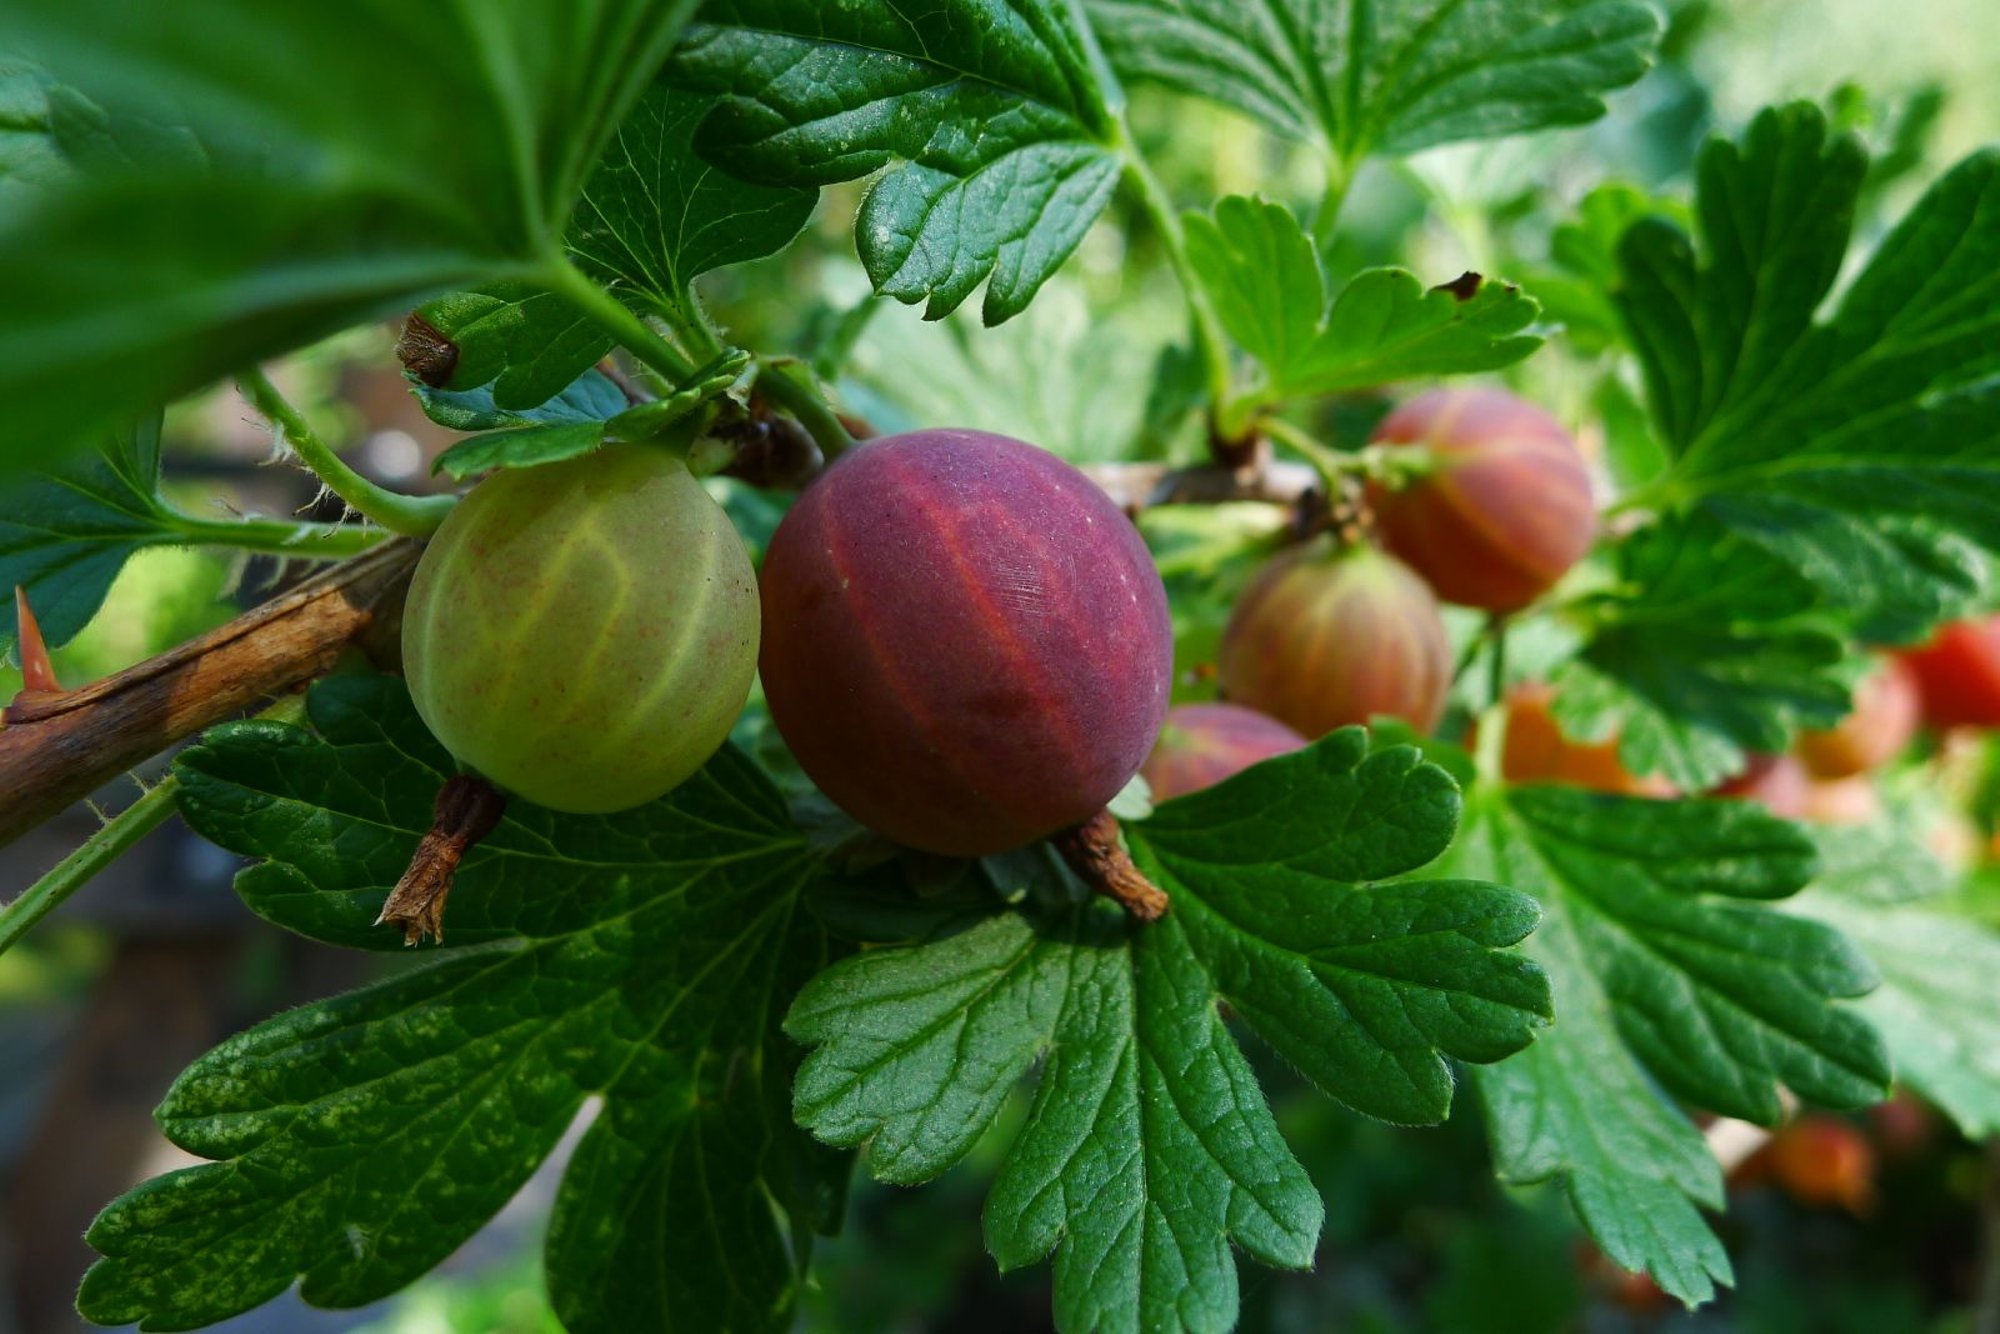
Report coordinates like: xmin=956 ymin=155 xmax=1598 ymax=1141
xmin=1053 ymin=809 xmax=1168 ymax=922
xmin=12 ymin=585 xmax=61 ymax=700
xmin=377 ymin=775 xmax=506 ymax=946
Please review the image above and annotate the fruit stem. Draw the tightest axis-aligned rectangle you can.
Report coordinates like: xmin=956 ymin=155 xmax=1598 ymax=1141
xmin=1114 ymin=122 xmax=1237 ymax=445
xmin=756 ymin=358 xmax=856 ymax=462
xmin=1486 ymin=615 xmax=1510 ymax=711
xmin=238 ymin=368 xmax=456 ymax=539
xmin=377 ymin=775 xmax=508 ymax=946
xmin=1053 ymin=809 xmax=1168 ymax=922
xmin=541 ymin=252 xmax=698 ymax=383
xmin=1261 ymin=417 xmax=1434 ymax=495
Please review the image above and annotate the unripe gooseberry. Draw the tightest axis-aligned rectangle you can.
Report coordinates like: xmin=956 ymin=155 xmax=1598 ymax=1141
xmin=1367 ymin=387 xmax=1596 ymax=611
xmin=1218 ymin=539 xmax=1451 ymax=738
xmin=1497 ymin=682 xmax=1675 ymax=796
xmin=1899 ymin=616 xmax=2000 ymax=728
xmin=402 ymin=445 xmax=759 ymax=814
xmin=757 ymin=429 xmax=1172 ymax=857
xmin=1795 ymin=657 xmax=1919 ymax=779
xmin=1142 ymin=703 xmax=1306 ymax=802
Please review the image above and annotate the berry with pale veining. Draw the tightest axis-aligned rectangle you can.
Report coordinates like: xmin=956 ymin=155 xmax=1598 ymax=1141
xmin=1368 ymin=387 xmax=1595 ymax=611
xmin=402 ymin=445 xmax=759 ymax=814
xmin=1219 ymin=540 xmax=1451 ymax=738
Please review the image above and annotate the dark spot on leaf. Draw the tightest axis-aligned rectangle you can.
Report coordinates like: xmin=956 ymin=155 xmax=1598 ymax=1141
xmin=1434 ymin=271 xmax=1483 ymax=302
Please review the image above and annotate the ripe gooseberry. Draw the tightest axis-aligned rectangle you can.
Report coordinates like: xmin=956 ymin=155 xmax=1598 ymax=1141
xmin=1142 ymin=703 xmax=1307 ymax=802
xmin=1367 ymin=387 xmax=1596 ymax=612
xmin=1218 ymin=539 xmax=1451 ymax=738
xmin=402 ymin=445 xmax=759 ymax=814
xmin=1712 ymin=754 xmax=1813 ymax=820
xmin=1765 ymin=1115 xmax=1876 ymax=1215
xmin=1795 ymin=657 xmax=1919 ymax=779
xmin=1497 ymin=682 xmax=1674 ymax=796
xmin=757 ymin=429 xmax=1172 ymax=857
xmin=1899 ymin=616 xmax=2000 ymax=728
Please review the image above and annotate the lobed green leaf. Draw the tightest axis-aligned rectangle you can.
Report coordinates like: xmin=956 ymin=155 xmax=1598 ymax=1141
xmin=1185 ymin=195 xmax=1542 ymax=407
xmin=82 ymin=674 xmax=845 ymax=1333
xmin=670 ymin=0 xmax=1122 ymax=324
xmin=1617 ymin=103 xmax=2000 ymax=639
xmin=786 ymin=730 xmax=1547 ymax=1332
xmin=1087 ymin=0 xmax=1660 ymax=164
xmin=1455 ymin=786 xmax=1890 ymax=1303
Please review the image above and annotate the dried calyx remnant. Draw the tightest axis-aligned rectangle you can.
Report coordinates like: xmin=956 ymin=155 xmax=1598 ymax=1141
xmin=377 ymin=775 xmax=507 ymax=945
xmin=1053 ymin=809 xmax=1169 ymax=922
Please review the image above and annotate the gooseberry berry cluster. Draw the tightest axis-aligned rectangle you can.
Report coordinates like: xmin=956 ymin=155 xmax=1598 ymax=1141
xmin=401 ymin=380 xmax=1967 ymax=860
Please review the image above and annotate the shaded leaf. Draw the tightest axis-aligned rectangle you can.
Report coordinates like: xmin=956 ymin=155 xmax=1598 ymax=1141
xmin=1618 ymin=104 xmax=2000 ymax=638
xmin=569 ymin=82 xmax=817 ymax=322
xmin=79 ymin=675 xmax=843 ymax=1333
xmin=0 ymin=0 xmax=697 ymax=471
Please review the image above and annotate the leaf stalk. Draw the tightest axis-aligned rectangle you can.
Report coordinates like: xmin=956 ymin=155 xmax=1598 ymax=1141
xmin=238 ymin=368 xmax=456 ymax=539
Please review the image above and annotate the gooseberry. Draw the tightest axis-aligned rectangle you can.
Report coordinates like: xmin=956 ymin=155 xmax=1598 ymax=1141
xmin=1899 ymin=616 xmax=2000 ymax=728
xmin=757 ymin=429 xmax=1172 ymax=857
xmin=402 ymin=445 xmax=760 ymax=814
xmin=1367 ymin=386 xmax=1596 ymax=612
xmin=1218 ymin=539 xmax=1451 ymax=738
xmin=1142 ymin=703 xmax=1307 ymax=802
xmin=1498 ymin=682 xmax=1675 ymax=796
xmin=1795 ymin=657 xmax=1919 ymax=779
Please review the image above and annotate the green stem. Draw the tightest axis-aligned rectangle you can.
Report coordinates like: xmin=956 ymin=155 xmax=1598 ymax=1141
xmin=542 ymin=253 xmax=696 ymax=383
xmin=168 ymin=515 xmax=390 ymax=560
xmin=239 ymin=369 xmax=455 ymax=538
xmin=0 ymin=695 xmax=308 ymax=957
xmin=1261 ymin=416 xmax=1351 ymax=493
xmin=1115 ymin=124 xmax=1235 ymax=427
xmin=757 ymin=359 xmax=856 ymax=462
xmin=0 ymin=777 xmax=179 ymax=956
xmin=1486 ymin=615 xmax=1510 ymax=712
xmin=1310 ymin=152 xmax=1352 ymax=251
xmin=1261 ymin=418 xmax=1436 ymax=493
xmin=672 ymin=282 xmax=728 ymax=361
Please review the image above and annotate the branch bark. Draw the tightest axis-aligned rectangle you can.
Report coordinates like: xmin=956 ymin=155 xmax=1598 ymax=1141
xmin=0 ymin=538 xmax=419 ymax=849
xmin=1079 ymin=457 xmax=1320 ymax=515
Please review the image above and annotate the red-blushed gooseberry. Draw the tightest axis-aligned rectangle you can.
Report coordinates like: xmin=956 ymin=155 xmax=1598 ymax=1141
xmin=757 ymin=429 xmax=1172 ymax=857
xmin=1367 ymin=386 xmax=1596 ymax=612
xmin=1497 ymin=682 xmax=1675 ymax=796
xmin=1899 ymin=616 xmax=2000 ymax=728
xmin=1141 ymin=702 xmax=1307 ymax=802
xmin=1217 ymin=539 xmax=1451 ymax=738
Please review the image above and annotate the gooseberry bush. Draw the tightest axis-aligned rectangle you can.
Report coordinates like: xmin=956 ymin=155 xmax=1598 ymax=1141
xmin=1 ymin=2 xmax=1998 ymax=1330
